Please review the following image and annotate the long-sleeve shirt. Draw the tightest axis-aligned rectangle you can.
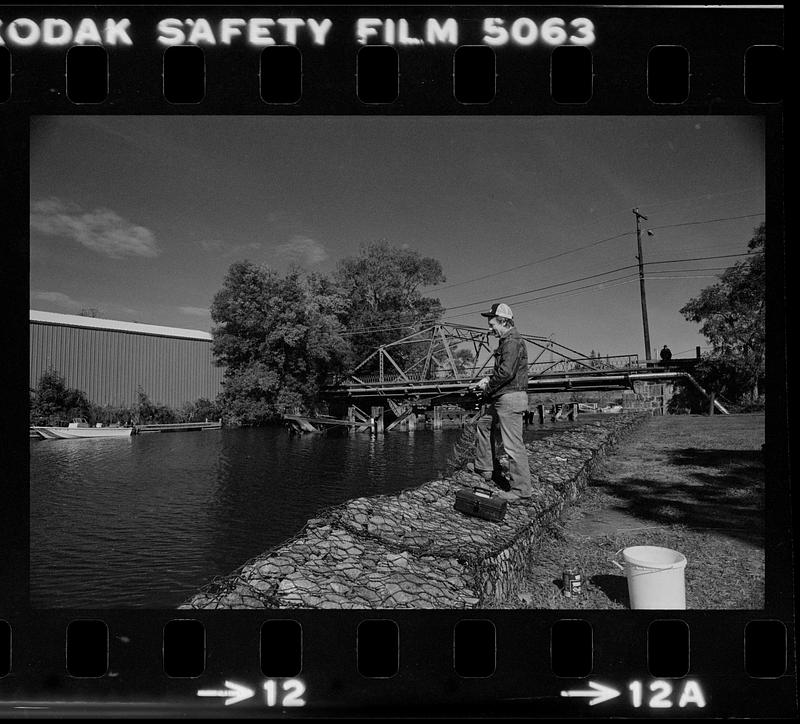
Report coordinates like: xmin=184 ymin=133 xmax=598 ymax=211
xmin=485 ymin=326 xmax=528 ymax=399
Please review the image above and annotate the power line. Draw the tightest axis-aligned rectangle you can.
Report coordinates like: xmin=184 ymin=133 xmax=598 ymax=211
xmin=334 ymin=267 xmax=731 ymax=336
xmin=328 ymin=267 xmax=729 ymax=338
xmin=648 ymin=212 xmax=764 ymax=232
xmin=335 ymin=254 xmax=755 ymax=337
xmin=645 ymin=273 xmax=729 ymax=279
xmin=331 ymin=248 xmax=760 ymax=338
xmin=646 ymin=241 xmax=750 ymax=257
xmin=429 ymin=232 xmax=631 ymax=293
xmin=444 ymin=271 xmax=729 ymax=320
xmin=443 ymin=253 xmax=750 ymax=313
xmin=338 ymin=322 xmax=421 ymax=337
xmin=508 ymin=271 xmax=724 ymax=306
xmin=427 ymin=212 xmax=764 ymax=294
xmin=540 ymin=188 xmax=764 ymax=243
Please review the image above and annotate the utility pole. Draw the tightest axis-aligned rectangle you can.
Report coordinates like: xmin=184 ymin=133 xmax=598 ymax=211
xmin=632 ymin=208 xmax=652 ymax=361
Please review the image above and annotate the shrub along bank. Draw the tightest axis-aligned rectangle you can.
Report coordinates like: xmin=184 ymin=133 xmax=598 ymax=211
xmin=30 ymin=369 xmax=220 ymax=426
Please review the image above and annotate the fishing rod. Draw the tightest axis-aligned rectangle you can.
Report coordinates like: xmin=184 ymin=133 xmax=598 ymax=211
xmin=424 ymin=387 xmax=482 ymax=403
xmin=409 ymin=386 xmax=488 ymax=422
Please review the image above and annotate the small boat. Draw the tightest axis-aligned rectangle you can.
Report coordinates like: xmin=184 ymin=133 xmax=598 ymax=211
xmin=598 ymin=404 xmax=624 ymax=414
xmin=31 ymin=418 xmax=133 ymax=439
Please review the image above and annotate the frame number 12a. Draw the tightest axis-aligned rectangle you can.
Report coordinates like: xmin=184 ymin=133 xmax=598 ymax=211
xmin=629 ymin=680 xmax=706 ymax=709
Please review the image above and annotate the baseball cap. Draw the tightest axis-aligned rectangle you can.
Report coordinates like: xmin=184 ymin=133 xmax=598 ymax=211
xmin=480 ymin=302 xmax=513 ymax=320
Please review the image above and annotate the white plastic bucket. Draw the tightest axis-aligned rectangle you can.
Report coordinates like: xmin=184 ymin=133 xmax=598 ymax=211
xmin=619 ymin=546 xmax=687 ymax=610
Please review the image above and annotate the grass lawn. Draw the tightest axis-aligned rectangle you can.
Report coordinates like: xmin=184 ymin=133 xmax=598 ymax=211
xmin=490 ymin=413 xmax=765 ymax=610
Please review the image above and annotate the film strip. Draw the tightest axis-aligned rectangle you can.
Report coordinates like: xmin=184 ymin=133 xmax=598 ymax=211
xmin=0 ymin=3 xmax=790 ymax=719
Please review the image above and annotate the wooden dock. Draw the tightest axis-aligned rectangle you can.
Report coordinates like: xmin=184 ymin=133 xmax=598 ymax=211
xmin=283 ymin=414 xmax=371 ymax=434
xmin=133 ymin=420 xmax=222 ymax=434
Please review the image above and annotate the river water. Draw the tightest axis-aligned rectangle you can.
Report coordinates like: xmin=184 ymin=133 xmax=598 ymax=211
xmin=30 ymin=424 xmax=568 ymax=608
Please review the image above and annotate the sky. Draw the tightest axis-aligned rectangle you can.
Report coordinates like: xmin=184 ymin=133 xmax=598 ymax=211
xmin=29 ymin=115 xmax=765 ymax=362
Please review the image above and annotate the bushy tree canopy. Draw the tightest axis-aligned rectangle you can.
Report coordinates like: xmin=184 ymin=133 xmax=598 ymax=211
xmin=178 ymin=397 xmax=221 ymax=423
xmin=680 ymin=223 xmax=765 ymax=403
xmin=30 ymin=368 xmax=91 ymax=425
xmin=133 ymin=386 xmax=177 ymax=424
xmin=209 ymin=242 xmax=448 ymax=423
xmin=334 ymin=241 xmax=445 ymax=370
xmin=211 ymin=261 xmax=351 ymax=424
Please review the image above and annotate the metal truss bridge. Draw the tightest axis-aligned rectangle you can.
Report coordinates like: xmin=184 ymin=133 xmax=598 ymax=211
xmin=322 ymin=322 xmax=722 ymax=411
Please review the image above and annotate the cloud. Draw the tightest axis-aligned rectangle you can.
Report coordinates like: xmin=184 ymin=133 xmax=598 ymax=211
xmin=32 ymin=291 xmax=86 ymax=313
xmin=179 ymin=306 xmax=210 ymax=317
xmin=274 ymin=235 xmax=328 ymax=266
xmin=30 ymin=197 xmax=159 ymax=259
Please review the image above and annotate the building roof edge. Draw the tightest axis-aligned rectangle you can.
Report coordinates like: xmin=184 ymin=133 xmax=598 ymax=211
xmin=29 ymin=310 xmax=213 ymax=341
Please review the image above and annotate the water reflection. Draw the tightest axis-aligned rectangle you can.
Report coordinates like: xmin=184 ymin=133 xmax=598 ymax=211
xmin=30 ymin=426 xmax=467 ymax=608
xmin=30 ymin=422 xmax=570 ymax=608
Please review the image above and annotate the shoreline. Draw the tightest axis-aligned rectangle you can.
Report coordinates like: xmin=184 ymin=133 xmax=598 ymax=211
xmin=180 ymin=413 xmax=647 ymax=609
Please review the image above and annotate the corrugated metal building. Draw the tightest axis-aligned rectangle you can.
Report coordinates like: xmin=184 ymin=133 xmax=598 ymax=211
xmin=30 ymin=311 xmax=224 ymax=408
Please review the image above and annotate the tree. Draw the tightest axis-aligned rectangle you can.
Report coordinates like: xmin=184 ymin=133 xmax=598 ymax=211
xmin=680 ymin=223 xmax=765 ymax=403
xmin=133 ymin=387 xmax=176 ymax=424
xmin=211 ymin=261 xmax=351 ymax=424
xmin=334 ymin=240 xmax=446 ymax=371
xmin=452 ymin=347 xmax=477 ymax=376
xmin=30 ymin=368 xmax=92 ymax=425
xmin=178 ymin=397 xmax=221 ymax=423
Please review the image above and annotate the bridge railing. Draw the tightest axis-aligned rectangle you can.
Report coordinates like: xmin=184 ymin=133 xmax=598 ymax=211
xmin=341 ymin=371 xmax=477 ymax=385
xmin=528 ymin=354 xmax=641 ymax=375
xmin=333 ymin=354 xmax=641 ymax=387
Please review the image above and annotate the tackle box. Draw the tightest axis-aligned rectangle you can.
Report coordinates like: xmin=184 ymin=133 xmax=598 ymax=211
xmin=454 ymin=486 xmax=507 ymax=522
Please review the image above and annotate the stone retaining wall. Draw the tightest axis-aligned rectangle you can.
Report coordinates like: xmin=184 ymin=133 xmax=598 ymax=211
xmin=179 ymin=414 xmax=646 ymax=610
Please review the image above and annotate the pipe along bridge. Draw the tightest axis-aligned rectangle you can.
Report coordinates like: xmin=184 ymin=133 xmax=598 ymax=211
xmin=288 ymin=323 xmax=725 ymax=432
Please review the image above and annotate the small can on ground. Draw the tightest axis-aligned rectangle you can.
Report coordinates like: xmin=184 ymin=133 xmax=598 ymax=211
xmin=563 ymin=569 xmax=582 ymax=598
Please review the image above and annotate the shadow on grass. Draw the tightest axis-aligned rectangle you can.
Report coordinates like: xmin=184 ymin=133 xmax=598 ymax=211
xmin=671 ymin=447 xmax=762 ymax=476
xmin=593 ymin=447 xmax=764 ymax=547
xmin=589 ymin=574 xmax=629 ymax=607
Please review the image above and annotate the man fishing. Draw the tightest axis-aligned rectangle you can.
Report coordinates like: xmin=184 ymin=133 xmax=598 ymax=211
xmin=468 ymin=302 xmax=533 ymax=502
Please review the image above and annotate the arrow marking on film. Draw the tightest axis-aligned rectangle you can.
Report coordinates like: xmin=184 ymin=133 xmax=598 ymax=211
xmin=197 ymin=681 xmax=255 ymax=706
xmin=560 ymin=681 xmax=621 ymax=706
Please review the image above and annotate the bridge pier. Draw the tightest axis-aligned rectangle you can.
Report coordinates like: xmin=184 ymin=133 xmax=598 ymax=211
xmin=348 ymin=406 xmax=374 ymax=433
xmin=371 ymin=406 xmax=384 ymax=433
